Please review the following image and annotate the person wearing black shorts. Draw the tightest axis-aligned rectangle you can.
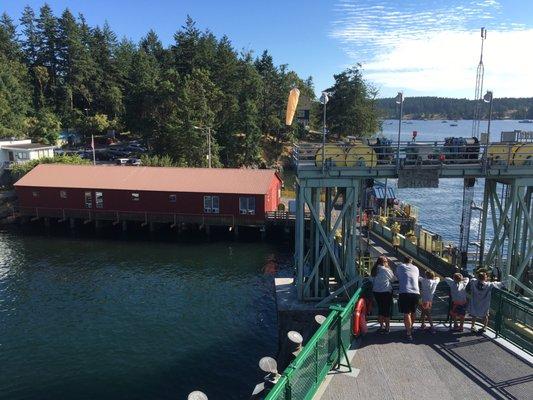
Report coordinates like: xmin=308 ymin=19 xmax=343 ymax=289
xmin=371 ymin=256 xmax=395 ymax=333
xmin=395 ymin=256 xmax=420 ymax=341
xmin=398 ymin=292 xmax=419 ymax=314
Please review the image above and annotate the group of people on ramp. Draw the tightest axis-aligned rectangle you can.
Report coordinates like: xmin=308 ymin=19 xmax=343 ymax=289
xmin=370 ymin=255 xmax=504 ymax=341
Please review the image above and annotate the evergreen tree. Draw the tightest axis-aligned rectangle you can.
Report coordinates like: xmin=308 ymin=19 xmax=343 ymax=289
xmin=0 ymin=55 xmax=32 ymax=138
xmin=57 ymin=9 xmax=93 ymax=117
xmin=20 ymin=6 xmax=39 ymax=66
xmin=159 ymin=68 xmax=222 ymax=167
xmin=322 ymin=66 xmax=379 ymax=138
xmin=0 ymin=13 xmax=21 ymax=61
xmin=35 ymin=4 xmax=60 ymax=107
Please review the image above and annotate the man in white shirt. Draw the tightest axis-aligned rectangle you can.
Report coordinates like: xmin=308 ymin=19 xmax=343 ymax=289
xmin=395 ymin=256 xmax=420 ymax=341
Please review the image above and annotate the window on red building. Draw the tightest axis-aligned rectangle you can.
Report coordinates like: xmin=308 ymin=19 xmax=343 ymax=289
xmin=239 ymin=197 xmax=255 ymax=215
xmin=84 ymin=192 xmax=92 ymax=208
xmin=204 ymin=196 xmax=219 ymax=213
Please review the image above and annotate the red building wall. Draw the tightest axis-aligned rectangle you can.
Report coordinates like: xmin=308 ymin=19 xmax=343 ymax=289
xmin=15 ymin=181 xmax=281 ymax=221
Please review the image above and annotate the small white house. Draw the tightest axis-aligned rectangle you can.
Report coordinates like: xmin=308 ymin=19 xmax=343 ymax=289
xmin=0 ymin=139 xmax=55 ymax=169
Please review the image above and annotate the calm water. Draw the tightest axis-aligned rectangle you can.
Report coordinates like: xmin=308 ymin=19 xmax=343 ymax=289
xmin=0 ymin=228 xmax=284 ymax=400
xmin=380 ymin=119 xmax=528 ymax=244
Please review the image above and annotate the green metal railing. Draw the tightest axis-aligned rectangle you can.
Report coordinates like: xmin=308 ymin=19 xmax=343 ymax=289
xmin=491 ymin=288 xmax=533 ymax=354
xmin=265 ymin=284 xmax=531 ymax=400
xmin=265 ymin=282 xmax=369 ymax=400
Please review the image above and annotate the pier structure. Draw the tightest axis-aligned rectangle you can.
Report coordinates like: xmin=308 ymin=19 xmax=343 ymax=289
xmin=478 ymin=177 xmax=533 ymax=295
xmin=292 ymin=140 xmax=533 ymax=301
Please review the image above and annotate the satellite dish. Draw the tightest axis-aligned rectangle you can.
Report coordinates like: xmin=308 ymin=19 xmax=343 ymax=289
xmin=315 ymin=315 xmax=326 ymax=325
xmin=188 ymin=391 xmax=208 ymax=400
xmin=259 ymin=356 xmax=278 ymax=373
xmin=287 ymin=331 xmax=303 ymax=344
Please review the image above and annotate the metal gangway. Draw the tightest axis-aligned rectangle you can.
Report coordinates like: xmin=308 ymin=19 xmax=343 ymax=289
xmin=291 ymin=139 xmax=533 ymax=301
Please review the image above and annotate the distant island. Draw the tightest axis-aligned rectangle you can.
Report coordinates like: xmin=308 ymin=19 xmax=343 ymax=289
xmin=376 ymin=96 xmax=533 ymax=120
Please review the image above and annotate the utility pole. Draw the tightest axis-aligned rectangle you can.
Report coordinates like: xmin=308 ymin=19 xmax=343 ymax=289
xmin=193 ymin=125 xmax=213 ymax=168
xmin=207 ymin=126 xmax=212 ymax=168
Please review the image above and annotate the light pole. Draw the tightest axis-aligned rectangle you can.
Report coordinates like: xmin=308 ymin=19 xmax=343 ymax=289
xmin=483 ymin=91 xmax=493 ymax=139
xmin=320 ymin=92 xmax=330 ymax=173
xmin=482 ymin=91 xmax=493 ymax=164
xmin=193 ymin=125 xmax=213 ymax=168
xmin=395 ymin=92 xmax=404 ymax=172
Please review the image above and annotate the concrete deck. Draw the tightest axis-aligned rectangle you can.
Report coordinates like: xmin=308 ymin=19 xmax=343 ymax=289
xmin=316 ymin=324 xmax=533 ymax=400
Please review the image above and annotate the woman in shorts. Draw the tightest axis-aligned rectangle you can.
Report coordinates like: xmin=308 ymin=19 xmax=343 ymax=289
xmin=371 ymin=256 xmax=396 ymax=334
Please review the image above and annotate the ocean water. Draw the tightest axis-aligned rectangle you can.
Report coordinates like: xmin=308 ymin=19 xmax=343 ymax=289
xmin=380 ymin=119 xmax=528 ymax=244
xmin=0 ymin=228 xmax=285 ymax=400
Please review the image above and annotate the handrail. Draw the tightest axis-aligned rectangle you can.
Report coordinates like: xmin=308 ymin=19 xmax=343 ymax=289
xmin=264 ymin=282 xmax=368 ymax=400
xmin=491 ymin=288 xmax=533 ymax=355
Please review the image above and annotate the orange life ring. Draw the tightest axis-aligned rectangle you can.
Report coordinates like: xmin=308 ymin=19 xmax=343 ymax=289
xmin=352 ymin=298 xmax=368 ymax=336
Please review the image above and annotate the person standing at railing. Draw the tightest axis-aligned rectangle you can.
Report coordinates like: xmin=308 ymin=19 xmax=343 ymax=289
xmin=371 ymin=256 xmax=396 ymax=334
xmin=445 ymin=273 xmax=470 ymax=332
xmin=418 ymin=270 xmax=440 ymax=333
xmin=468 ymin=271 xmax=504 ymax=334
xmin=396 ymin=256 xmax=420 ymax=342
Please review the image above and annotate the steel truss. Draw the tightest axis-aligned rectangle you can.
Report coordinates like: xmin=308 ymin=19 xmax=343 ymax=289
xmin=479 ymin=178 xmax=533 ymax=295
xmin=295 ymin=178 xmax=362 ymax=301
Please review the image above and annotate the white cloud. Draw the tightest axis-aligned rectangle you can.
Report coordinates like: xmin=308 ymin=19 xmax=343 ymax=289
xmin=329 ymin=0 xmax=533 ymax=97
xmin=365 ymin=29 xmax=533 ymax=97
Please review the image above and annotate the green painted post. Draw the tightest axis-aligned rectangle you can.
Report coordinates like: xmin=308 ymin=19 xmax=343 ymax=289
xmin=479 ymin=179 xmax=491 ymax=267
xmin=314 ymin=342 xmax=319 ymax=384
xmin=495 ymin=291 xmax=504 ymax=338
xmin=506 ymin=183 xmax=519 ymax=291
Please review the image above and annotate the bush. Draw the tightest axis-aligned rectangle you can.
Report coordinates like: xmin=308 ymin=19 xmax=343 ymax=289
xmin=140 ymin=154 xmax=187 ymax=167
xmin=10 ymin=154 xmax=89 ymax=180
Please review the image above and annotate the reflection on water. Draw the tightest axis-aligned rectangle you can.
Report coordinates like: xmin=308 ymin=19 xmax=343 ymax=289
xmin=0 ymin=227 xmax=286 ymax=400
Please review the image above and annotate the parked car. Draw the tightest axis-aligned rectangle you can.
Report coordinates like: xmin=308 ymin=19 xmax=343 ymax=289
xmin=127 ymin=143 xmax=147 ymax=152
xmin=126 ymin=158 xmax=142 ymax=166
xmin=115 ymin=158 xmax=129 ymax=165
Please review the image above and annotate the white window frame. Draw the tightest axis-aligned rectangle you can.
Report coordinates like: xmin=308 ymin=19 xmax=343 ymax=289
xmin=84 ymin=191 xmax=92 ymax=208
xmin=131 ymin=193 xmax=140 ymax=202
xmin=212 ymin=196 xmax=219 ymax=213
xmin=95 ymin=191 xmax=103 ymax=208
xmin=239 ymin=196 xmax=255 ymax=215
xmin=204 ymin=195 xmax=220 ymax=213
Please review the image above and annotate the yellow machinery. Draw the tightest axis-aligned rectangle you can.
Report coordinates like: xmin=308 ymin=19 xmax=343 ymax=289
xmin=315 ymin=144 xmax=346 ymax=167
xmin=315 ymin=142 xmax=378 ymax=168
xmin=512 ymin=143 xmax=533 ymax=166
xmin=346 ymin=143 xmax=378 ymax=168
xmin=487 ymin=143 xmax=533 ymax=165
xmin=419 ymin=229 xmax=444 ymax=256
xmin=487 ymin=144 xmax=511 ymax=164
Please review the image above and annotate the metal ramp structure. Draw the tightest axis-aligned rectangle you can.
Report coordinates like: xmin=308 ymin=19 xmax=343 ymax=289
xmin=293 ymin=140 xmax=533 ymax=301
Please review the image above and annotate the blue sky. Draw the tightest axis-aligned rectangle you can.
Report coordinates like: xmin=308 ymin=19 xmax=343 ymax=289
xmin=2 ymin=0 xmax=532 ymax=98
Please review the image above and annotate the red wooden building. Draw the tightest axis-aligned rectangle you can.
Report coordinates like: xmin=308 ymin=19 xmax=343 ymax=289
xmin=14 ymin=164 xmax=282 ymax=227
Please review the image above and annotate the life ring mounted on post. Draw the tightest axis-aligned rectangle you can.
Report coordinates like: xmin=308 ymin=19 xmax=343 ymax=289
xmin=352 ymin=298 xmax=368 ymax=336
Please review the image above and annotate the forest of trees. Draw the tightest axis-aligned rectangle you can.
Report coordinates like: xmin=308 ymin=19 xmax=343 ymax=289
xmin=377 ymin=96 xmax=533 ymax=120
xmin=0 ymin=4 xmax=380 ymax=169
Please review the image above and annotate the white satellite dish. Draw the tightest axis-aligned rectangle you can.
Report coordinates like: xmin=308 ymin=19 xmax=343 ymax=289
xmin=315 ymin=315 xmax=326 ymax=325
